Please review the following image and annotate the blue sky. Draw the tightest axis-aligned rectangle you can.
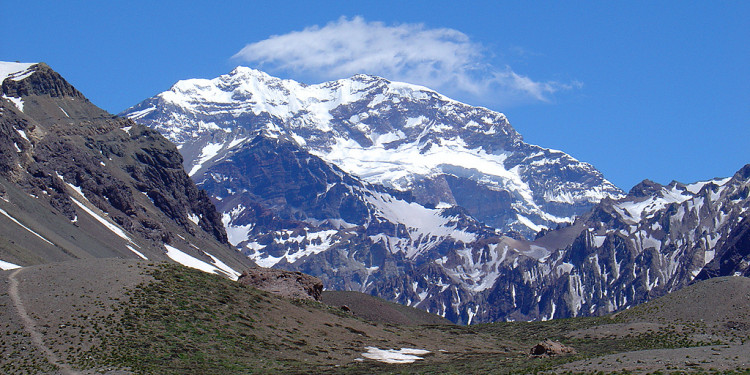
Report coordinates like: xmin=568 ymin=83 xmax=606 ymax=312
xmin=2 ymin=1 xmax=747 ymax=191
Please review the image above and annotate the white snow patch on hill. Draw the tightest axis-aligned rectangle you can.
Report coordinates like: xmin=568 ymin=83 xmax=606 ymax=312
xmin=0 ymin=207 xmax=54 ymax=245
xmin=126 ymin=244 xmax=149 ymax=260
xmin=164 ymin=244 xmax=239 ymax=280
xmin=3 ymin=95 xmax=25 ymax=112
xmin=70 ymin=197 xmax=133 ymax=243
xmin=0 ymin=61 xmax=36 ymax=83
xmin=361 ymin=347 xmax=430 ymax=364
xmin=0 ymin=259 xmax=21 ymax=270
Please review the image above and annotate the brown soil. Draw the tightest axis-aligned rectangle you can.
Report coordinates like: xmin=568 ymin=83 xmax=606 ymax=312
xmin=321 ymin=290 xmax=453 ymax=326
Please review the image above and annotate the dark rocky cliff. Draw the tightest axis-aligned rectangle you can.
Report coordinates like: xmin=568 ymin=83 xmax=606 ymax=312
xmin=0 ymin=62 xmax=249 ymax=271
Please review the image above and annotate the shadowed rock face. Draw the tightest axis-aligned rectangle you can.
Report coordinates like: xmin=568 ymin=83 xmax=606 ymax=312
xmin=238 ymin=267 xmax=323 ymax=301
xmin=695 ymin=211 xmax=750 ymax=280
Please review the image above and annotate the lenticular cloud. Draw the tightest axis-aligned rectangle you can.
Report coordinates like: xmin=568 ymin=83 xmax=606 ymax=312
xmin=233 ymin=16 xmax=571 ymax=105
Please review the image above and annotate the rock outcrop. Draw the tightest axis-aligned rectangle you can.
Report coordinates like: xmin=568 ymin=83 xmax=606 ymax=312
xmin=530 ymin=340 xmax=576 ymax=356
xmin=238 ymin=267 xmax=323 ymax=301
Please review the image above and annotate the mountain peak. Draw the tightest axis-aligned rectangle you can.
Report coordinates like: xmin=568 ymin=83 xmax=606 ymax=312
xmin=227 ymin=66 xmax=283 ymax=84
xmin=124 ymin=66 xmax=623 ymax=241
xmin=1 ymin=62 xmax=85 ymax=99
xmin=626 ymin=179 xmax=663 ymax=198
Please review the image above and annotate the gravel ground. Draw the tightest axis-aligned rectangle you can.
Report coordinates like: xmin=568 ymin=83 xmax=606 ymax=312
xmin=1 ymin=259 xmax=154 ymax=374
xmin=558 ymin=342 xmax=750 ymax=373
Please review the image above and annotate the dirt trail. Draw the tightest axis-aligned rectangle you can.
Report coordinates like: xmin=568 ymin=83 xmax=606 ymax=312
xmin=8 ymin=268 xmax=81 ymax=375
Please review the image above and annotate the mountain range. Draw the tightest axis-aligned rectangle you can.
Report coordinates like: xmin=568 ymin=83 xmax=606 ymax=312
xmin=122 ymin=66 xmax=749 ymax=323
xmin=0 ymin=60 xmax=746 ymax=326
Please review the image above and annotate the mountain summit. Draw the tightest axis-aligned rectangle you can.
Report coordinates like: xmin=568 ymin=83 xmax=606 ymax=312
xmin=123 ymin=67 xmax=623 ymax=238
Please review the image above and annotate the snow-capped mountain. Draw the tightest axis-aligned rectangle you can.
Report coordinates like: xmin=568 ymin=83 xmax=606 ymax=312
xmin=0 ymin=62 xmax=253 ymax=277
xmin=123 ymin=67 xmax=748 ymax=324
xmin=123 ymin=67 xmax=623 ymax=238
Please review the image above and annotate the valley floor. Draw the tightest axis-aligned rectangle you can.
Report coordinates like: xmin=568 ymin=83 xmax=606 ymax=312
xmin=2 ymin=260 xmax=749 ymax=374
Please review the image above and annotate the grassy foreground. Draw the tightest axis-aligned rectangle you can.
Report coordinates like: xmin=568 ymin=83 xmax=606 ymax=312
xmin=59 ymin=263 xmax=739 ymax=374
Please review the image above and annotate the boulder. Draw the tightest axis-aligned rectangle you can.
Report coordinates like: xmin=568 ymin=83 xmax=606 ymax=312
xmin=529 ymin=340 xmax=576 ymax=356
xmin=238 ymin=267 xmax=323 ymax=301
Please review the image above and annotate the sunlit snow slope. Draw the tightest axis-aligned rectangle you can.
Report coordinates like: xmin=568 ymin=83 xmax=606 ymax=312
xmin=123 ymin=67 xmax=623 ymax=238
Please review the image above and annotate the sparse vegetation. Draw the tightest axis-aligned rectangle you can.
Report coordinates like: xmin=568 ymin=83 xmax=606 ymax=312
xmin=3 ymin=262 xmax=749 ymax=374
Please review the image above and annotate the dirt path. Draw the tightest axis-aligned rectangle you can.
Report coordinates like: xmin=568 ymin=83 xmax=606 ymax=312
xmin=8 ymin=267 xmax=80 ymax=375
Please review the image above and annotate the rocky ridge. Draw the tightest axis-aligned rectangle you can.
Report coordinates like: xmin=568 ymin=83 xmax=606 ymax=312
xmin=0 ymin=62 xmax=253 ymax=276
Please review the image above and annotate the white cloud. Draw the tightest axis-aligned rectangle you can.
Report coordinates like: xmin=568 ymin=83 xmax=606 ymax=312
xmin=233 ymin=17 xmax=575 ymax=106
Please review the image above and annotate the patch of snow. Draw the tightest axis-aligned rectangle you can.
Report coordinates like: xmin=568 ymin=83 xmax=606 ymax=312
xmin=365 ymin=191 xmax=479 ymax=257
xmin=125 ymin=106 xmax=156 ymax=120
xmin=557 ymin=262 xmax=574 ymax=275
xmin=404 ymin=116 xmax=427 ymax=128
xmin=593 ymin=235 xmax=606 ymax=247
xmin=222 ymin=213 xmax=254 ymax=246
xmin=685 ymin=178 xmax=731 ymax=194
xmin=126 ymin=244 xmax=149 ymax=260
xmin=704 ymin=249 xmax=716 ymax=265
xmin=0 ymin=62 xmax=35 ymax=82
xmin=435 ymin=202 xmax=453 ymax=209
xmin=202 ymin=250 xmax=241 ymax=280
xmin=227 ymin=137 xmax=248 ymax=149
xmin=361 ymin=347 xmax=430 ymax=364
xmin=0 ymin=259 xmax=21 ymax=270
xmin=189 ymin=142 xmax=224 ymax=177
xmin=3 ymin=95 xmax=24 ymax=111
xmin=16 ymin=129 xmax=29 ymax=142
xmin=164 ymin=244 xmax=237 ymax=280
xmin=56 ymin=173 xmax=86 ymax=198
xmin=516 ymin=214 xmax=547 ymax=233
xmin=614 ymin=187 xmax=693 ymax=223
xmin=69 ymin=196 xmax=134 ymax=243
xmin=0 ymin=207 xmax=54 ymax=245
xmin=264 ymin=229 xmax=340 ymax=264
xmin=188 ymin=213 xmax=200 ymax=225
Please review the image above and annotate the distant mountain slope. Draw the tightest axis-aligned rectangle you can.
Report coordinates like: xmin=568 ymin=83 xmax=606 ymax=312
xmin=122 ymin=67 xmax=623 ymax=238
xmin=0 ymin=62 xmax=253 ymax=276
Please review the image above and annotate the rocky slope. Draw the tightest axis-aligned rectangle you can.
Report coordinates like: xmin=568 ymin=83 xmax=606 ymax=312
xmin=509 ymin=166 xmax=750 ymax=321
xmin=0 ymin=61 xmax=253 ymax=277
